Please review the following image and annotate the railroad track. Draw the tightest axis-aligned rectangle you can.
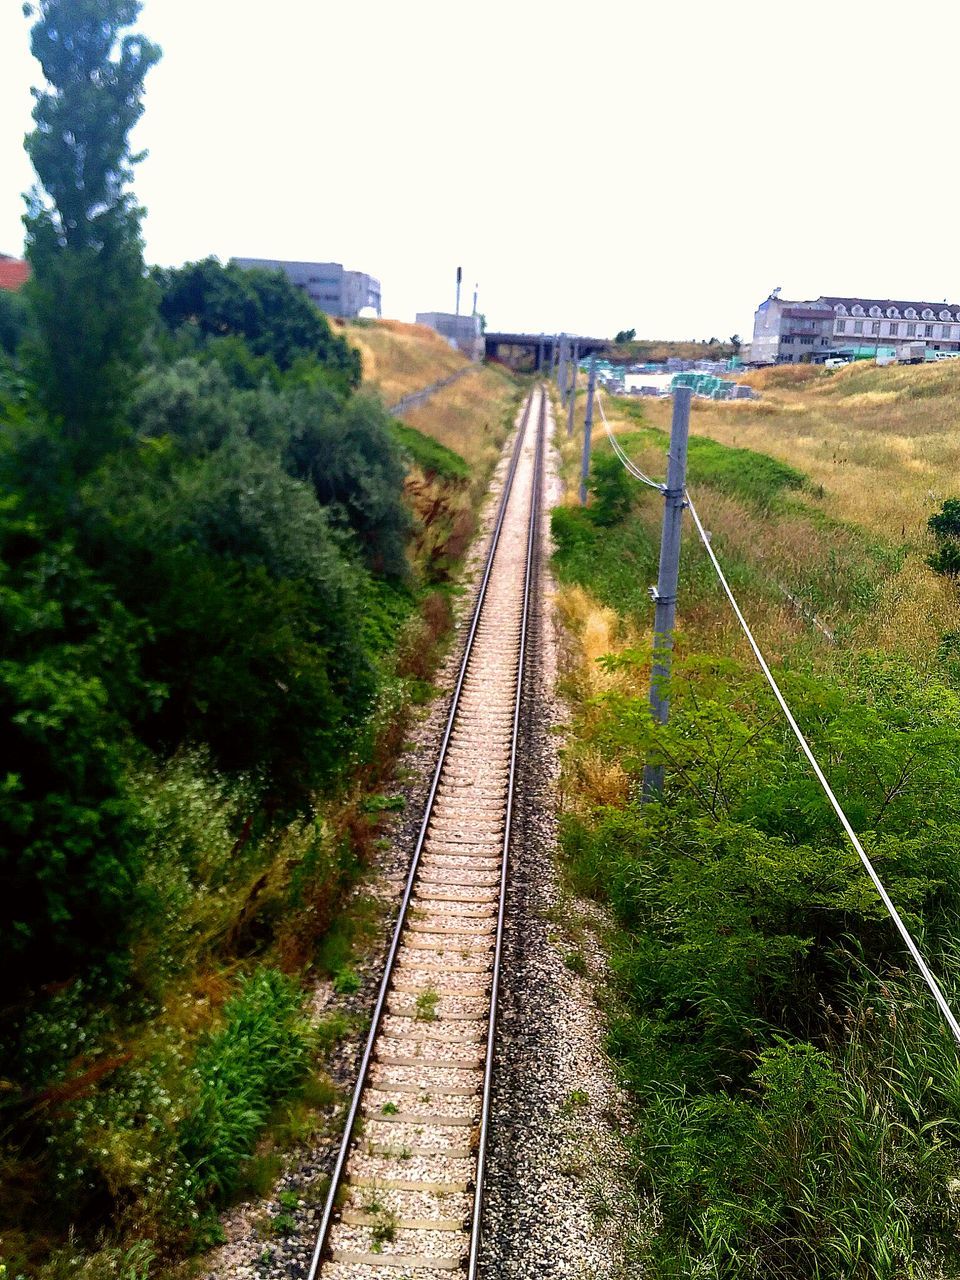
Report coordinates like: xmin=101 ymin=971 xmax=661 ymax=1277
xmin=307 ymin=384 xmax=545 ymax=1280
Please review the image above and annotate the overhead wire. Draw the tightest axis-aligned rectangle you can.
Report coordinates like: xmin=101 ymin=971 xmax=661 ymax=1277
xmin=594 ymin=386 xmax=664 ymax=491
xmin=684 ymin=492 xmax=960 ymax=1046
xmin=592 ymin=383 xmax=960 ymax=1046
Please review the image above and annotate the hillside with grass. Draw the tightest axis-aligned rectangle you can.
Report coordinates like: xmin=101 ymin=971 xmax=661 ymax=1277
xmin=336 ymin=317 xmax=468 ymax=405
xmin=551 ymin=372 xmax=960 ymax=1278
xmin=606 ymin=337 xmax=737 ymax=364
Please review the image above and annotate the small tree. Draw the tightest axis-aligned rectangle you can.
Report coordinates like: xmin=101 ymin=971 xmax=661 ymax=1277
xmin=22 ymin=0 xmax=161 ymax=470
xmin=928 ymin=497 xmax=960 ymax=577
xmin=730 ymin=334 xmax=742 ymax=354
xmin=615 ymin=328 xmax=636 ymax=344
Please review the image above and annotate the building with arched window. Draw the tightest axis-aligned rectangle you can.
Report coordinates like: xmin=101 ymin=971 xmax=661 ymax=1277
xmin=751 ymin=291 xmax=960 ymax=364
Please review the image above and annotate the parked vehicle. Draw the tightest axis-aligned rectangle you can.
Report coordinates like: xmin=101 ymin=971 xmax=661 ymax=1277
xmin=901 ymin=342 xmax=926 ymax=364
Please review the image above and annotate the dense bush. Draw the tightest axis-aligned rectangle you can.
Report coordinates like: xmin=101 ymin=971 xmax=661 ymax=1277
xmin=0 ymin=500 xmax=149 ymax=997
xmin=564 ymin=654 xmax=960 ymax=1277
xmin=282 ymin=389 xmax=411 ymax=576
xmin=155 ymin=257 xmax=361 ymax=389
xmin=928 ymin=497 xmax=960 ymax=576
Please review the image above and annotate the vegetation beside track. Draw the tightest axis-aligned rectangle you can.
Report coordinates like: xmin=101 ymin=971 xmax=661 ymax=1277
xmin=0 ymin=7 xmax=519 ymax=1274
xmin=552 ymin=381 xmax=960 ymax=1278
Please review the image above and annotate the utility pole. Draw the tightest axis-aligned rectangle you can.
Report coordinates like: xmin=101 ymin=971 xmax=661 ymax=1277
xmin=642 ymin=385 xmax=692 ymax=800
xmin=558 ymin=334 xmax=568 ymax=400
xmin=567 ymin=343 xmax=578 ymax=436
xmin=579 ymin=356 xmax=596 ymax=504
xmin=455 ymin=266 xmax=462 ymax=321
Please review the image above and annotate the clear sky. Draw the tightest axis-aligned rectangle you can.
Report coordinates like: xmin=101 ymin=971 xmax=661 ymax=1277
xmin=3 ymin=0 xmax=960 ymax=341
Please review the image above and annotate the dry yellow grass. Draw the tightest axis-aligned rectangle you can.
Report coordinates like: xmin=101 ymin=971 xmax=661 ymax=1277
xmin=641 ymin=359 xmax=960 ymax=541
xmin=334 ymin=318 xmax=467 ymax=404
xmin=402 ymin=363 xmax=517 ymax=477
xmin=555 ymin=583 xmax=624 ymax=695
xmin=576 ymin=368 xmax=960 ymax=672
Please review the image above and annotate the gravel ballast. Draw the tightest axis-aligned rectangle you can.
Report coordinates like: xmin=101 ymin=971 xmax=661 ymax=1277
xmin=476 ymin=395 xmax=632 ymax=1280
xmin=202 ymin=389 xmax=634 ymax=1280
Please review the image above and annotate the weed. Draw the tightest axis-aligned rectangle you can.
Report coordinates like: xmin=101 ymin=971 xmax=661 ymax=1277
xmin=332 ymin=966 xmax=362 ymax=996
xmin=563 ymin=950 xmax=588 ymax=977
xmin=414 ymin=988 xmax=439 ymax=1022
xmin=380 ymin=1101 xmax=399 ymax=1115
xmin=561 ymin=1089 xmax=590 ymax=1116
xmin=370 ymin=1206 xmax=399 ymax=1250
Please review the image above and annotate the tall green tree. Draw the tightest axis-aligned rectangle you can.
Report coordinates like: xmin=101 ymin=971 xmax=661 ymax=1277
xmin=22 ymin=0 xmax=160 ymax=470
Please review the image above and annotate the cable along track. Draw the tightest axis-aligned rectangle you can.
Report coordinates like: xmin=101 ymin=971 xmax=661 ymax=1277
xmin=308 ymin=386 xmax=545 ymax=1279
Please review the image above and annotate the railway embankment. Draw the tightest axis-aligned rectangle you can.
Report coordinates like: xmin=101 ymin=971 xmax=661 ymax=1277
xmin=550 ymin=374 xmax=960 ymax=1276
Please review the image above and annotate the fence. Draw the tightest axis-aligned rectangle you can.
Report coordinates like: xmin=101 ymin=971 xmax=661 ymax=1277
xmin=388 ymin=363 xmax=479 ymax=418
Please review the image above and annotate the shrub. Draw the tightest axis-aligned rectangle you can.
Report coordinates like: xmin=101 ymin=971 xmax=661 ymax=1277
xmin=587 ymin=451 xmax=636 ymax=525
xmin=179 ymin=968 xmax=313 ymax=1198
xmin=155 ymin=258 xmax=360 ymax=387
xmin=282 ymin=390 xmax=411 ymax=577
xmin=76 ymin=444 xmax=376 ymax=800
xmin=0 ymin=505 xmax=148 ymax=999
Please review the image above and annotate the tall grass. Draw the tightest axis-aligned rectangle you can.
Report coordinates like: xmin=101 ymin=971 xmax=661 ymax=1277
xmin=555 ymin=385 xmax=960 ymax=1277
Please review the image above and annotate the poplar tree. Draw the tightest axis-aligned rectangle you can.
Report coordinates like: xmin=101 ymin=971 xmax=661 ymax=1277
xmin=22 ymin=0 xmax=160 ymax=470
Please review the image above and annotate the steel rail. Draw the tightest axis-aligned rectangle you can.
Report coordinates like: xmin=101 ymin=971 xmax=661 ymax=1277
xmin=466 ymin=382 xmax=545 ymax=1280
xmin=305 ymin=386 xmax=539 ymax=1280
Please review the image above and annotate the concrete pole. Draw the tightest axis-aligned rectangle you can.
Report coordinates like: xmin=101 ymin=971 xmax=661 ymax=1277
xmin=558 ymin=335 xmax=568 ymax=399
xmin=579 ymin=356 xmax=596 ymax=504
xmin=567 ymin=345 xmax=579 ymax=436
xmin=537 ymin=336 xmax=544 ymax=373
xmin=642 ymin=385 xmax=692 ymax=800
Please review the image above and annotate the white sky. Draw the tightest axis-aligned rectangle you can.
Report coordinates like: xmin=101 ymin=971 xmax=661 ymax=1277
xmin=2 ymin=0 xmax=960 ymax=340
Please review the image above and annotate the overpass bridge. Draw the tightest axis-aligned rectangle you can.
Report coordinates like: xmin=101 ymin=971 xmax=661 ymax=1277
xmin=483 ymin=331 xmax=609 ymax=371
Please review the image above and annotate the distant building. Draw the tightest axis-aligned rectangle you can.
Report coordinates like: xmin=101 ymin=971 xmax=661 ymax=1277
xmin=415 ymin=311 xmax=482 ymax=359
xmin=232 ymin=258 xmax=381 ymax=319
xmin=0 ymin=254 xmax=29 ymax=292
xmin=753 ymin=290 xmax=960 ymax=363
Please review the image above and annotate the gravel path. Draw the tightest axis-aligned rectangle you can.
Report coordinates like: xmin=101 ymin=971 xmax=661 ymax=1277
xmin=477 ymin=394 xmax=633 ymax=1280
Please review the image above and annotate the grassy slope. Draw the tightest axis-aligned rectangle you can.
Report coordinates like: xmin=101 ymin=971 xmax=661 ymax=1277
xmin=597 ymin=367 xmax=960 ymax=668
xmin=336 ymin=318 xmax=466 ymax=404
xmin=550 ymin=378 xmax=960 ymax=1277
xmin=346 ymin=319 xmax=521 ymax=586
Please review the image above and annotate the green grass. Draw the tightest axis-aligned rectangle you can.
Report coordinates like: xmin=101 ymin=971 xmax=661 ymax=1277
xmin=551 ymin=503 xmax=659 ymax=620
xmin=558 ymin=427 xmax=960 ymax=1277
xmin=605 ymin=423 xmax=807 ymax=511
xmin=179 ymin=968 xmax=314 ymax=1199
xmin=390 ymin=421 xmax=469 ymax=482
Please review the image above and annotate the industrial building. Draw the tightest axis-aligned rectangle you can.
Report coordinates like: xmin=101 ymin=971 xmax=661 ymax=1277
xmin=415 ymin=311 xmax=483 ymax=359
xmin=232 ymin=258 xmax=381 ymax=319
xmin=752 ymin=289 xmax=960 ymax=363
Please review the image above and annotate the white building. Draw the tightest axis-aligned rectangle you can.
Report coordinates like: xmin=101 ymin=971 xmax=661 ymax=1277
xmin=232 ymin=258 xmax=381 ymax=319
xmin=752 ymin=291 xmax=960 ymax=363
